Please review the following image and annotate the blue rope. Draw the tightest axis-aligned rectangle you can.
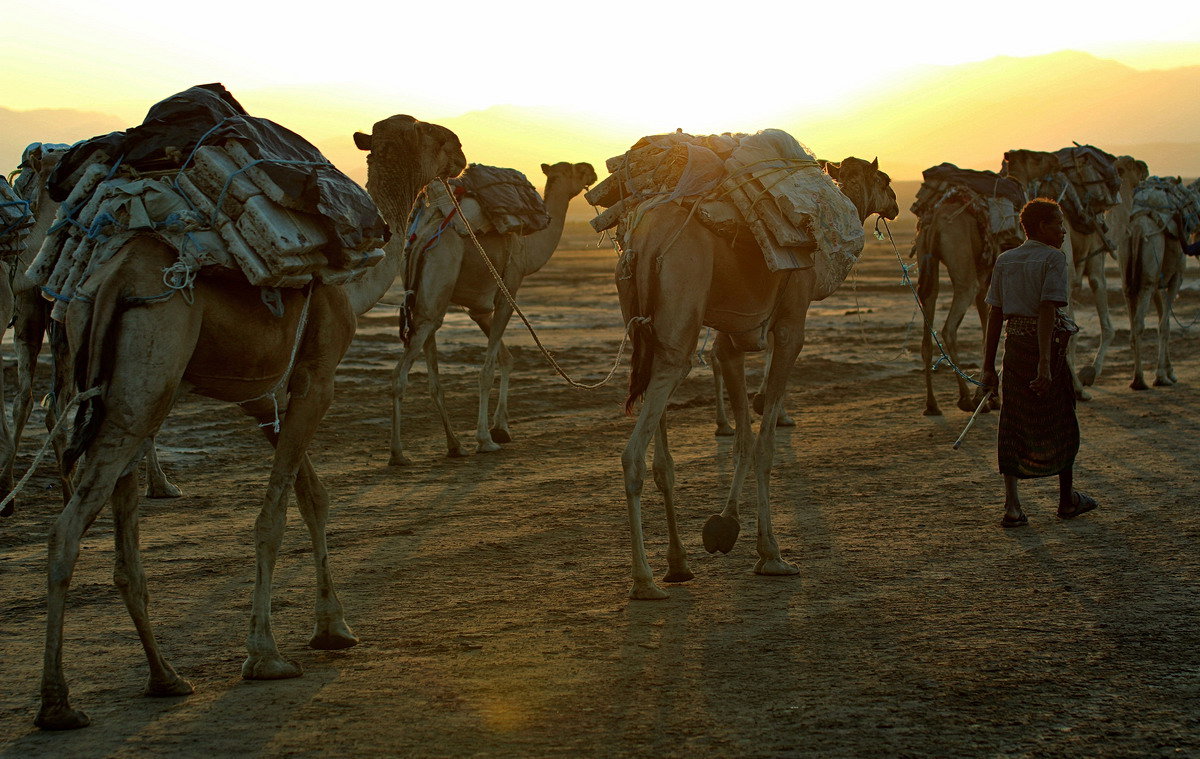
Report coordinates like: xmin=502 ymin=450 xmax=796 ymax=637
xmin=880 ymin=218 xmax=985 ymax=388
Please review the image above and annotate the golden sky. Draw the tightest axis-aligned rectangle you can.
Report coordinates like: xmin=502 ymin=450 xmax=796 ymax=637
xmin=3 ymin=1 xmax=1199 ymax=180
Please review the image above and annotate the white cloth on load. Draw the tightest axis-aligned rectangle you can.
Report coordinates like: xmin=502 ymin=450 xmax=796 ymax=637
xmin=1 ymin=176 xmax=34 ymax=258
xmin=591 ymin=128 xmax=864 ymax=301
xmin=1132 ymin=177 xmax=1200 ymax=241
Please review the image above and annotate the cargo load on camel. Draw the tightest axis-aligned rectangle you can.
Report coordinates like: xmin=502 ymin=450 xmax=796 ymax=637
xmin=910 ymin=162 xmax=1026 ymax=268
xmin=585 ymin=129 xmax=864 ymax=300
xmin=405 ymin=163 xmax=549 ymax=257
xmin=1 ymin=175 xmax=34 ymax=259
xmin=26 ymin=84 xmax=389 ymax=319
xmin=1131 ymin=176 xmax=1200 ymax=248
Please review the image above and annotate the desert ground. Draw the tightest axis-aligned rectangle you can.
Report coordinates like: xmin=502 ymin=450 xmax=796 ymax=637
xmin=2 ymin=208 xmax=1199 ymax=757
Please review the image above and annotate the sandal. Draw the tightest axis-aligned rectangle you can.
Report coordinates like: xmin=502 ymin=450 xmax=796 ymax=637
xmin=1000 ymin=513 xmax=1028 ymax=528
xmin=1057 ymin=491 xmax=1098 ymax=519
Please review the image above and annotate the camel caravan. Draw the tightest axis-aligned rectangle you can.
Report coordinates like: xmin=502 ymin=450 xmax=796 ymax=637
xmin=1 ymin=80 xmax=1198 ymax=728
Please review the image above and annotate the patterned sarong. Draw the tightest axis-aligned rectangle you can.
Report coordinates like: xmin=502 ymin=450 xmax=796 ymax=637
xmin=997 ymin=316 xmax=1079 ymax=478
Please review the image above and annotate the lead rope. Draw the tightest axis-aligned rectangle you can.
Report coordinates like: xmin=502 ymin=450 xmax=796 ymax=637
xmin=0 ymin=386 xmax=102 ymax=514
xmin=440 ymin=179 xmax=637 ymax=390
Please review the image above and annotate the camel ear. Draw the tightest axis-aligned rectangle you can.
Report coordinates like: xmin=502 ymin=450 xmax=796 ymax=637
xmin=353 ymin=132 xmax=372 ymax=151
xmin=541 ymin=163 xmax=551 ymax=175
xmin=871 ymin=157 xmax=878 ymax=170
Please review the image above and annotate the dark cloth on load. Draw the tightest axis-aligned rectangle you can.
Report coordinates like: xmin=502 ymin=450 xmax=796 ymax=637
xmin=451 ymin=164 xmax=549 ymax=235
xmin=917 ymin=163 xmax=1025 ymax=209
xmin=1054 ymin=144 xmax=1121 ymax=211
xmin=47 ymin=83 xmax=388 ymax=251
xmin=997 ymin=318 xmax=1079 ymax=479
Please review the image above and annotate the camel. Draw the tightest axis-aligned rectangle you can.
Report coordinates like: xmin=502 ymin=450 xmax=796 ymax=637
xmin=1002 ymin=148 xmax=1123 ymax=395
xmin=34 ymin=114 xmax=465 ymax=730
xmin=387 ymin=161 xmax=597 ymax=464
xmin=618 ymin=156 xmax=897 ymax=600
xmin=913 ymin=200 xmax=992 ymax=416
xmin=0 ymin=145 xmax=182 ymax=515
xmin=1122 ymin=178 xmax=1200 ymax=390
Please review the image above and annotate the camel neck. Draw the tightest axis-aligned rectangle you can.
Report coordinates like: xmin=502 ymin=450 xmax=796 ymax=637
xmin=345 ymin=162 xmax=423 ymax=316
xmin=517 ymin=177 xmax=573 ymax=273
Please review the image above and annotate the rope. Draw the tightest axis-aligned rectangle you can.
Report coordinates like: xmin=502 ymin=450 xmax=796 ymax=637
xmin=235 ymin=284 xmax=314 ymax=432
xmin=880 ymin=218 xmax=985 ymax=388
xmin=440 ymin=179 xmax=632 ymax=390
xmin=848 ymin=243 xmax=918 ymax=363
xmin=0 ymin=386 xmax=102 ymax=514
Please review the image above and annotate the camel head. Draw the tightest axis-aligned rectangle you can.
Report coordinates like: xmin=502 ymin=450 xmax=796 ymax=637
xmin=354 ymin=115 xmax=466 ymax=225
xmin=1000 ymin=149 xmax=1058 ymax=187
xmin=540 ymin=161 xmax=598 ymax=198
xmin=1115 ymin=155 xmax=1150 ymax=190
xmin=824 ymin=156 xmax=898 ymax=223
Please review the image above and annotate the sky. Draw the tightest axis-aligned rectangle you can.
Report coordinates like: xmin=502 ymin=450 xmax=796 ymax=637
xmin=2 ymin=1 xmax=1199 ymax=180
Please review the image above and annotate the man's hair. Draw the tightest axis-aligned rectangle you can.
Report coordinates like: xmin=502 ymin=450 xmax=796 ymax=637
xmin=1020 ymin=198 xmax=1062 ymax=235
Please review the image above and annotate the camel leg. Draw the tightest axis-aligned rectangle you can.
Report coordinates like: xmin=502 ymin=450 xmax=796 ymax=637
xmin=654 ymin=415 xmax=693 ymax=583
xmin=704 ymin=332 xmax=752 ymax=554
xmin=45 ymin=319 xmax=76 ymax=502
xmin=0 ymin=331 xmax=14 ymax=508
xmin=753 ymin=337 xmax=796 ymax=426
xmin=622 ymin=363 xmax=688 ymax=600
xmin=294 ymin=454 xmax=359 ymax=649
xmin=1163 ymin=276 xmax=1181 ymax=383
xmin=472 ymin=295 xmax=518 ymax=453
xmin=1065 ymin=265 xmax=1091 ymax=401
xmin=241 ymin=373 xmax=337 ymax=680
xmin=389 ymin=320 xmax=437 ymax=466
xmin=1152 ymin=285 xmax=1177 ymax=386
xmin=751 ymin=319 xmax=804 ymax=577
xmin=711 ymin=348 xmax=734 ymax=437
xmin=9 ymin=294 xmax=47 ymax=505
xmin=467 ymin=310 xmax=516 ymax=445
xmin=1080 ymin=252 xmax=1114 ymax=386
xmin=918 ymin=257 xmax=942 ymax=416
xmin=1128 ymin=285 xmax=1154 ymax=391
xmin=111 ymin=468 xmax=194 ymax=697
xmin=37 ymin=431 xmax=149 ymax=730
xmin=424 ymin=334 xmax=467 ymax=458
xmin=939 ymin=273 xmax=978 ymax=413
xmin=143 ymin=437 xmax=182 ymax=498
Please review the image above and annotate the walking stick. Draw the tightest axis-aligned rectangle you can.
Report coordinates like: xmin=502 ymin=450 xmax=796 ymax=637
xmin=952 ymin=388 xmax=995 ymax=450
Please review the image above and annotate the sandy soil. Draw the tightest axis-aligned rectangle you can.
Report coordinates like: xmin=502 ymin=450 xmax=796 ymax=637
xmin=2 ymin=218 xmax=1199 ymax=757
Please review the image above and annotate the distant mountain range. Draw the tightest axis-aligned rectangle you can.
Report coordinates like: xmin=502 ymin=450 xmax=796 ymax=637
xmin=4 ymin=51 xmax=1197 ymax=185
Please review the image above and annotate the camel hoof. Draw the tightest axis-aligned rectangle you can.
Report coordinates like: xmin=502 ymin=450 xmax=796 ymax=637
xmin=388 ymin=452 xmax=413 ymax=467
xmin=489 ymin=427 xmax=512 ymax=444
xmin=702 ymin=514 xmax=740 ymax=555
xmin=776 ymin=413 xmax=796 ymax=427
xmin=309 ymin=623 xmax=359 ymax=650
xmin=1130 ymin=378 xmax=1149 ymax=391
xmin=146 ymin=482 xmax=183 ymax=499
xmin=957 ymin=397 xmax=976 ymax=413
xmin=475 ymin=440 xmax=501 ymax=454
xmin=35 ymin=703 xmax=91 ymax=730
xmin=147 ymin=674 xmax=195 ymax=697
xmin=1154 ymin=377 xmax=1174 ymax=387
xmin=754 ymin=557 xmax=801 ymax=576
xmin=629 ymin=581 xmax=670 ymax=600
xmin=752 ymin=393 xmax=765 ymax=416
xmin=715 ymin=425 xmax=735 ymax=438
xmin=923 ymin=406 xmax=943 ymax=417
xmin=241 ymin=655 xmax=304 ymax=680
xmin=447 ymin=446 xmax=470 ymax=458
xmin=1075 ymin=388 xmax=1092 ymax=401
xmin=662 ymin=568 xmax=694 ymax=583
xmin=1078 ymin=366 xmax=1097 ymax=386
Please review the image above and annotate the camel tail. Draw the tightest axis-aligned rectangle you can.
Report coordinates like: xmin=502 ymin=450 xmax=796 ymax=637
xmin=64 ymin=281 xmax=123 ymax=471
xmin=1124 ymin=227 xmax=1144 ymax=299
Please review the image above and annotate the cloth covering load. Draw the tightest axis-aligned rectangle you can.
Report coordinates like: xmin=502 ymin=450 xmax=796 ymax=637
xmin=1011 ymin=144 xmax=1120 ymax=237
xmin=1 ymin=175 xmax=34 ymax=259
xmin=1131 ymin=176 xmax=1200 ymax=248
xmin=585 ymin=129 xmax=864 ymax=301
xmin=26 ymin=83 xmax=389 ymax=319
xmin=910 ymin=162 xmax=1026 ymax=269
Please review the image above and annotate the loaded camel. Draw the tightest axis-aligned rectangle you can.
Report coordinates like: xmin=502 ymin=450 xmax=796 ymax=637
xmin=1122 ymin=178 xmax=1200 ymax=389
xmin=388 ymin=161 xmax=596 ymax=464
xmin=1 ymin=145 xmax=180 ymax=515
xmin=1002 ymin=148 xmax=1123 ymax=395
xmin=34 ymin=114 xmax=465 ymax=730
xmin=619 ymin=156 xmax=897 ymax=599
